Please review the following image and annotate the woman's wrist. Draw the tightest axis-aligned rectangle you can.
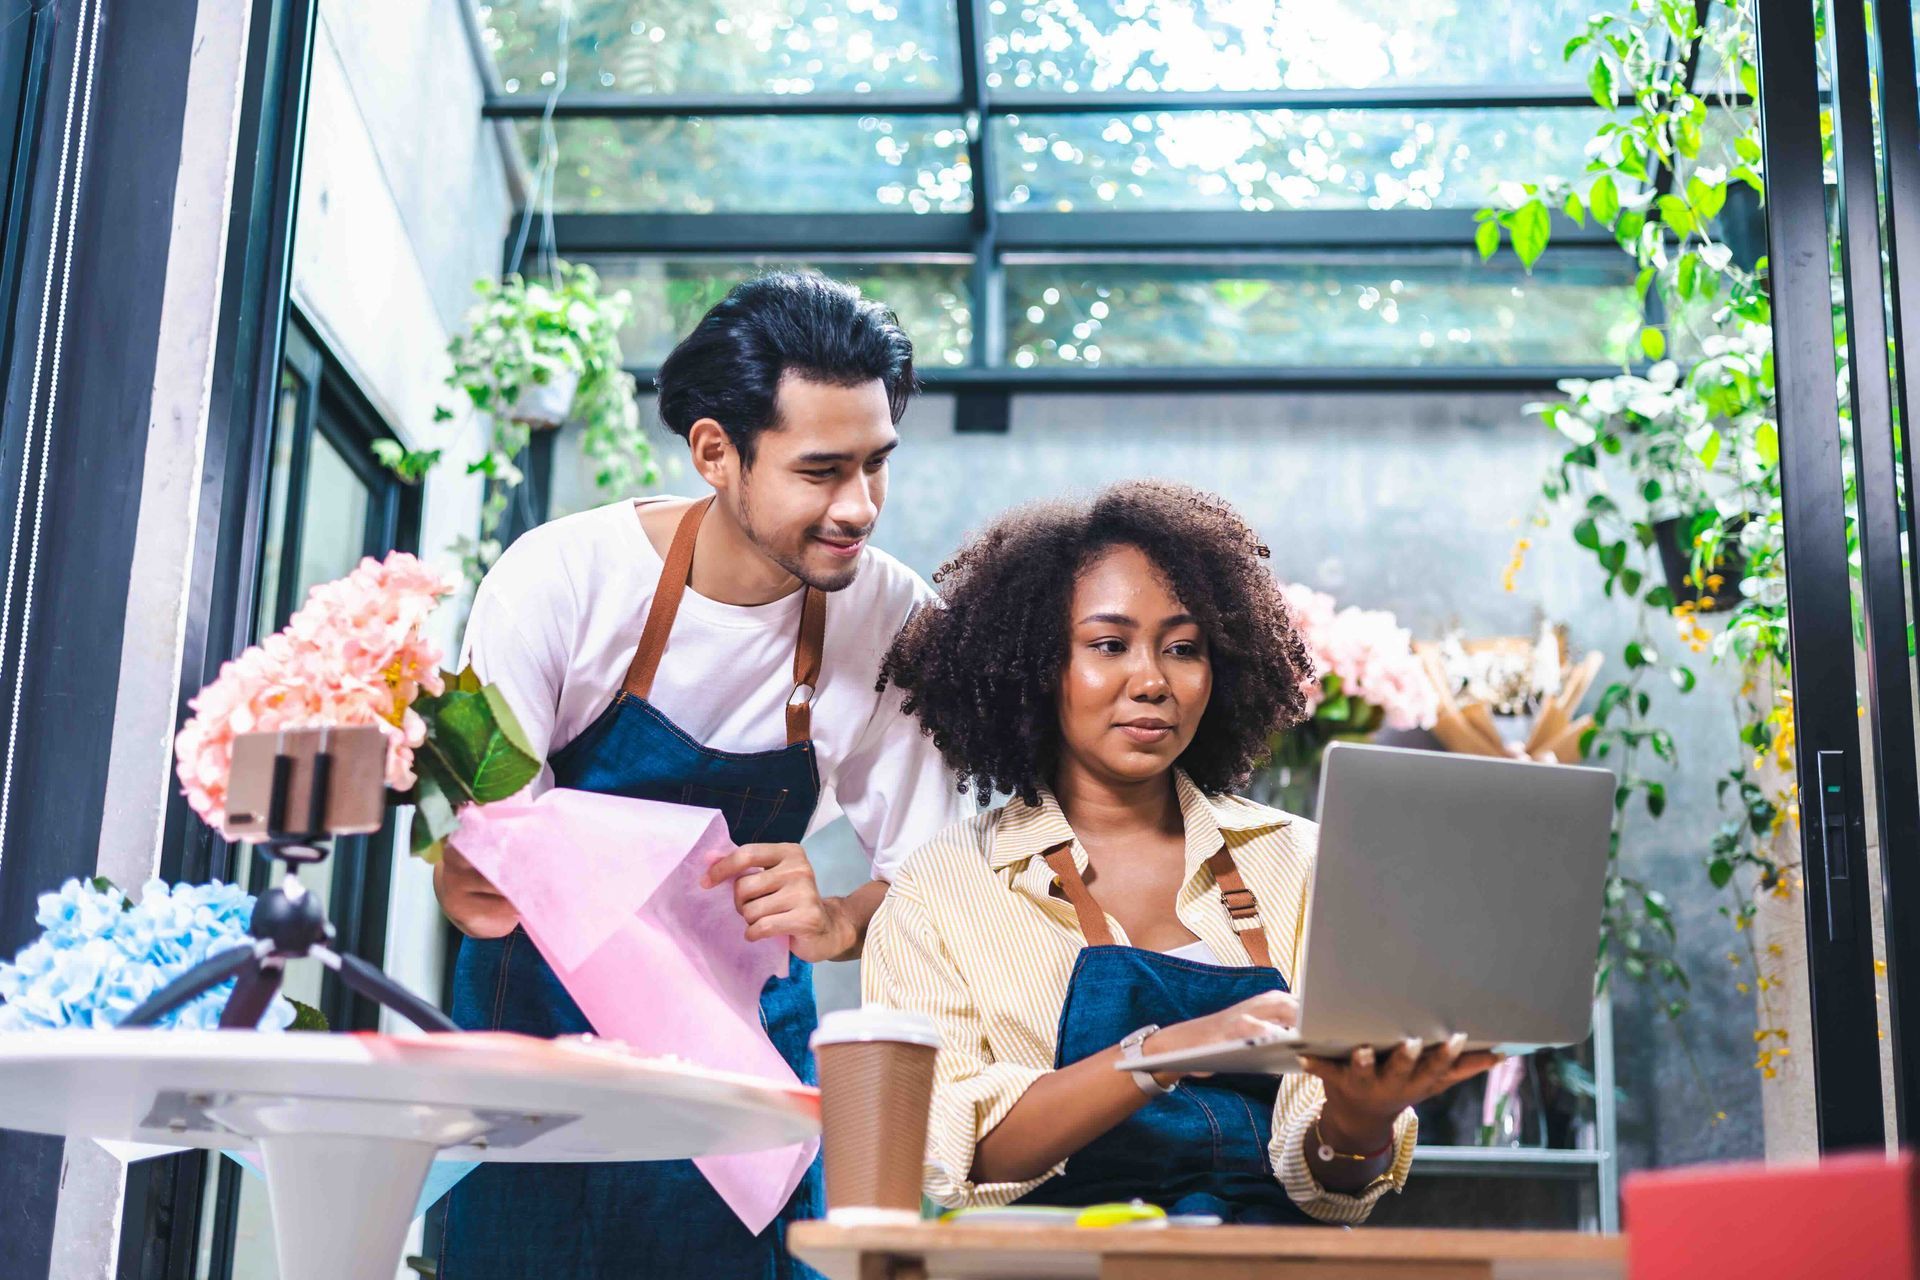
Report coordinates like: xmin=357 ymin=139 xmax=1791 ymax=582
xmin=1315 ymin=1098 xmax=1398 ymax=1156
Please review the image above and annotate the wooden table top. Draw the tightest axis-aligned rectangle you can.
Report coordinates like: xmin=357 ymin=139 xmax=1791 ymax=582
xmin=790 ymin=1221 xmax=1627 ymax=1280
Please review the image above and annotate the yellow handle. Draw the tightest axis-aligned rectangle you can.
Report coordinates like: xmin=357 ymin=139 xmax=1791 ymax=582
xmin=1074 ymin=1201 xmax=1167 ymax=1228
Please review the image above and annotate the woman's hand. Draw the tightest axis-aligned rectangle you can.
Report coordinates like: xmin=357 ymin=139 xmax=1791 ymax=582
xmin=1140 ymin=990 xmax=1300 ymax=1081
xmin=1304 ymin=1036 xmax=1501 ymax=1153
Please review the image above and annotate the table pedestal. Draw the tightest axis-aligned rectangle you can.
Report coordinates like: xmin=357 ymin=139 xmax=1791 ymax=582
xmin=260 ymin=1134 xmax=437 ymax=1280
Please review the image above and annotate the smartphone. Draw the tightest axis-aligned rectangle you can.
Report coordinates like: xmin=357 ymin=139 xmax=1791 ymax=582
xmin=222 ymin=725 xmax=389 ymax=841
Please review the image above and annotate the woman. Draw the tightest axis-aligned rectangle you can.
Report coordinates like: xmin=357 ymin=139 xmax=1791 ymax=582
xmin=865 ymin=482 xmax=1498 ymax=1224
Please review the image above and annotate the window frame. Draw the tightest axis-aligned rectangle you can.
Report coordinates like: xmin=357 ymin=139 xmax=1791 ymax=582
xmin=474 ymin=0 xmax=1748 ymax=385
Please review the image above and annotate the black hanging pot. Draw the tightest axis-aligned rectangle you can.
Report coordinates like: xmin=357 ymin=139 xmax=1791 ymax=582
xmin=1652 ymin=511 xmax=1750 ymax=612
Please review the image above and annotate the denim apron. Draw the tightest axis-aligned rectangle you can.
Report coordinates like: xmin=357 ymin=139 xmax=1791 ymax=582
xmin=442 ymin=496 xmax=829 ymax=1280
xmin=1012 ymin=844 xmax=1316 ymax=1224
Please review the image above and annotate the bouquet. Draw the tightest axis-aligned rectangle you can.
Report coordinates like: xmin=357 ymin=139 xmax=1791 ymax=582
xmin=1270 ymin=582 xmax=1439 ymax=774
xmin=1417 ymin=623 xmax=1602 ymax=764
xmin=172 ymin=551 xmax=539 ymax=860
xmin=0 ymin=878 xmax=300 ymax=1031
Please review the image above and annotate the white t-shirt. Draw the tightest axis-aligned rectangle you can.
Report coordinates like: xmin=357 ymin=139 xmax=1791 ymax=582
xmin=459 ymin=498 xmax=967 ymax=882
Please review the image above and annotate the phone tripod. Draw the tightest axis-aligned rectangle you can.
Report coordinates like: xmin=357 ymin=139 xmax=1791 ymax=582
xmin=121 ymin=742 xmax=457 ymax=1032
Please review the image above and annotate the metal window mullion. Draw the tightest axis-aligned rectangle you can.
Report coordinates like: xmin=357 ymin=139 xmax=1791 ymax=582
xmin=1753 ymin=0 xmax=1887 ymax=1151
xmin=1864 ymin=0 xmax=1920 ymax=1146
xmin=956 ymin=0 xmax=1000 ymax=367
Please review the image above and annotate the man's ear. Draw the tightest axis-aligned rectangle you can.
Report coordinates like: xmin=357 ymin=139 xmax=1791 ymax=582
xmin=686 ymin=418 xmax=735 ymax=489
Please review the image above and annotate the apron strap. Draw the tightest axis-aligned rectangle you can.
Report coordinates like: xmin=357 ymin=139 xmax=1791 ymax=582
xmin=1042 ymin=844 xmax=1116 ymax=946
xmin=1206 ymin=847 xmax=1274 ymax=969
xmin=785 ymin=584 xmax=826 ymax=746
xmin=623 ymin=497 xmax=712 ymax=701
xmin=623 ymin=496 xmax=828 ymax=748
xmin=1042 ymin=841 xmax=1276 ymax=968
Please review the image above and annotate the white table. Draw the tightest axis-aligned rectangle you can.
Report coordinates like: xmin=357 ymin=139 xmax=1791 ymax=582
xmin=0 ymin=1029 xmax=820 ymax=1280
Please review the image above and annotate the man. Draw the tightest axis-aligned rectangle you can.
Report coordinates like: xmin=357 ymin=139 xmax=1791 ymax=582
xmin=434 ymin=273 xmax=964 ymax=1279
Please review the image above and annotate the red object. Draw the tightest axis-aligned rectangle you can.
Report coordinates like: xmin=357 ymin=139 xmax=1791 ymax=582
xmin=1624 ymin=1150 xmax=1919 ymax=1280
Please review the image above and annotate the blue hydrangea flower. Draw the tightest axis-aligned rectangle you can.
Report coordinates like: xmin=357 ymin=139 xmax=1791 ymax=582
xmin=0 ymin=878 xmax=294 ymax=1032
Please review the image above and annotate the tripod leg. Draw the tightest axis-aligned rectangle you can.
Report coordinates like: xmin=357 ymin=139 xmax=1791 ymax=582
xmin=320 ymin=947 xmax=459 ymax=1033
xmin=221 ymin=961 xmax=287 ymax=1029
xmin=118 ymin=945 xmax=260 ymax=1027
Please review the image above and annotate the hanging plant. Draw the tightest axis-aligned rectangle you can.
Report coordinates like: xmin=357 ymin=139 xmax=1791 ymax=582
xmin=1478 ymin=0 xmax=1882 ymax=1069
xmin=375 ymin=260 xmax=657 ymax=581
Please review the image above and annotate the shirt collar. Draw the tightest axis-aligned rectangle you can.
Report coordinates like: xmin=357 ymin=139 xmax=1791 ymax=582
xmin=987 ymin=769 xmax=1287 ymax=873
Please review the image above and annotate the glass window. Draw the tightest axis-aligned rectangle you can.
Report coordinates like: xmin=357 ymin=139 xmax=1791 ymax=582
xmin=253 ymin=370 xmax=305 ymax=638
xmin=577 ymin=255 xmax=973 ymax=367
xmin=525 ymin=115 xmax=971 ymax=213
xmin=995 ymin=107 xmax=1605 ymax=212
xmin=478 ymin=0 xmax=962 ymax=97
xmin=1003 ymin=252 xmax=1641 ymax=368
xmin=984 ymin=0 xmax=1600 ymax=93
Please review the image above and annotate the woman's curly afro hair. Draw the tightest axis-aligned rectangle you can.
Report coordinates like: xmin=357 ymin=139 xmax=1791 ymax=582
xmin=880 ymin=481 xmax=1314 ymax=804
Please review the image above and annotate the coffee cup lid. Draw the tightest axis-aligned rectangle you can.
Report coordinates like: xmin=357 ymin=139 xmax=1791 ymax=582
xmin=810 ymin=1006 xmax=941 ymax=1050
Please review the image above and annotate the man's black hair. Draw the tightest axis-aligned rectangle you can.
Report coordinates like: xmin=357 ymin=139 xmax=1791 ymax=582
xmin=654 ymin=272 xmax=918 ymax=465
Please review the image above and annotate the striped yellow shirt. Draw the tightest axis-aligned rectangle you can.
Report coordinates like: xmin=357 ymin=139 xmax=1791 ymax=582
xmin=861 ymin=769 xmax=1417 ymax=1223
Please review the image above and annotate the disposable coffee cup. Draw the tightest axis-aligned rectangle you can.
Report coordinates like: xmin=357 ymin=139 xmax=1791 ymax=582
xmin=810 ymin=1006 xmax=941 ymax=1225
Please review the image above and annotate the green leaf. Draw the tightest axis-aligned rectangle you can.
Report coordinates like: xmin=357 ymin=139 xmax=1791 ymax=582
xmin=1708 ymin=857 xmax=1734 ymax=888
xmin=1599 ymin=540 xmax=1627 ymax=573
xmin=1671 ymin=664 xmax=1697 ymax=692
xmin=1588 ymin=57 xmax=1614 ymax=108
xmin=1646 ymin=585 xmax=1677 ymax=609
xmin=1690 ymin=425 xmax=1723 ymax=470
xmin=1595 ymin=682 xmax=1630 ymax=724
xmin=1562 ymin=192 xmax=1587 ymax=226
xmin=407 ymin=765 xmax=463 ymax=862
xmin=1620 ymin=567 xmax=1643 ymax=597
xmin=287 ymin=999 xmax=330 ymax=1032
xmin=1475 ymin=218 xmax=1501 ymax=260
xmin=1573 ymin=516 xmax=1602 ymax=550
xmin=1656 ymin=194 xmax=1696 ymax=235
xmin=1677 ymin=252 xmax=1699 ymax=299
xmin=1625 ymin=641 xmax=1651 ymax=669
xmin=1640 ymin=327 xmax=1666 ymax=360
xmin=1509 ymin=198 xmax=1553 ymax=270
xmin=1589 ymin=173 xmax=1620 ymax=223
xmin=1754 ymin=420 xmax=1779 ymax=465
xmin=1739 ymin=62 xmax=1759 ymax=99
xmin=416 ymin=682 xmax=542 ymax=805
xmin=1689 ymin=174 xmax=1726 ymax=220
xmin=1645 ymin=782 xmax=1667 ymax=818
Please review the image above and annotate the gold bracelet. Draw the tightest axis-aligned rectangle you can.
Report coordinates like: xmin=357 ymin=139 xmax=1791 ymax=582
xmin=1313 ymin=1116 xmax=1394 ymax=1163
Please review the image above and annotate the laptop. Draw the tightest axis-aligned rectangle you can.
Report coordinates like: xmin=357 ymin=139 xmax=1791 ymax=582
xmin=1125 ymin=741 xmax=1615 ymax=1076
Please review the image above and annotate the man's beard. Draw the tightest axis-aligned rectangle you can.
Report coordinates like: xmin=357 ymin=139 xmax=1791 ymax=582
xmin=738 ymin=488 xmax=869 ymax=593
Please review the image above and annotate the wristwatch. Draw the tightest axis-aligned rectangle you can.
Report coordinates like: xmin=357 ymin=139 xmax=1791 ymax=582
xmin=1118 ymin=1024 xmax=1176 ymax=1096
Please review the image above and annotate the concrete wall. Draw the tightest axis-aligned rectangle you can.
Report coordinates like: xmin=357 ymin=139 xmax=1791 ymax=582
xmin=551 ymin=385 xmax=1769 ymax=1183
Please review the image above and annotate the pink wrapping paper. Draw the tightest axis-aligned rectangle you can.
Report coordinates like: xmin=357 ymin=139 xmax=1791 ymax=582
xmin=452 ymin=789 xmax=817 ymax=1235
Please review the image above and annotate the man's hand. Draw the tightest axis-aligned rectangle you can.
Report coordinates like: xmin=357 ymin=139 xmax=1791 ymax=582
xmin=432 ymin=841 xmax=520 ymax=939
xmin=702 ymin=842 xmax=856 ymax=963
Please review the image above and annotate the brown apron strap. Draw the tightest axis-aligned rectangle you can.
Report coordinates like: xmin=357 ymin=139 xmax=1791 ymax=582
xmin=784 ymin=585 xmax=826 ymax=746
xmin=622 ymin=497 xmax=713 ymax=699
xmin=1207 ymin=847 xmax=1274 ymax=969
xmin=1046 ymin=842 xmax=1277 ymax=968
xmin=623 ymin=496 xmax=828 ymax=748
xmin=1042 ymin=844 xmax=1116 ymax=947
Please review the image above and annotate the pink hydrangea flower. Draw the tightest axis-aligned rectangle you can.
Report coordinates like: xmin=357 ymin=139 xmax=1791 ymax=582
xmin=1279 ymin=582 xmax=1439 ymax=732
xmin=174 ymin=552 xmax=453 ymax=829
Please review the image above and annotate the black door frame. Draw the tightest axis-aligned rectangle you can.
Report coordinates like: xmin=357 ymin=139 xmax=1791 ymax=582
xmin=1752 ymin=0 xmax=1920 ymax=1151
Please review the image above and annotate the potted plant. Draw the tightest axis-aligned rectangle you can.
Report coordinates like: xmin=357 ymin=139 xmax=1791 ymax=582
xmin=375 ymin=260 xmax=657 ymax=580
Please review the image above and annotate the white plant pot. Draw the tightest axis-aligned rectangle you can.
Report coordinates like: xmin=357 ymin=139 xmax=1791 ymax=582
xmin=509 ymin=366 xmax=580 ymax=430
